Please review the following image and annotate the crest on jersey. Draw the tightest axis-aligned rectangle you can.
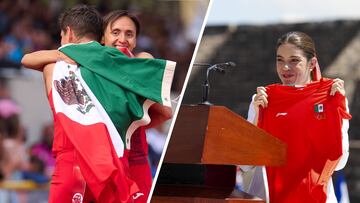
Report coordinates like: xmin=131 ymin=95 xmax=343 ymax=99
xmin=314 ymin=103 xmax=325 ymax=120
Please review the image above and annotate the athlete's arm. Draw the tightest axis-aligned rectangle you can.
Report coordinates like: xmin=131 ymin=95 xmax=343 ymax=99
xmin=21 ymin=50 xmax=74 ymax=72
xmin=43 ymin=63 xmax=55 ymax=95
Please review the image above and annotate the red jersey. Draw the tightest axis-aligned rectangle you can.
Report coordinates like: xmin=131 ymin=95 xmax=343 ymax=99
xmin=258 ymin=78 xmax=351 ymax=203
xmin=128 ymin=127 xmax=152 ymax=203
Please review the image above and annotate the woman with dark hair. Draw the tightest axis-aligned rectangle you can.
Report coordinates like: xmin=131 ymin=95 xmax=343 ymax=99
xmin=102 ymin=10 xmax=141 ymax=56
xmin=101 ymin=10 xmax=172 ymax=203
xmin=244 ymin=31 xmax=351 ymax=203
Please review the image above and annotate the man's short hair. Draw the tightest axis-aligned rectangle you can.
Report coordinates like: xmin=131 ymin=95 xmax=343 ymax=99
xmin=58 ymin=4 xmax=103 ymax=42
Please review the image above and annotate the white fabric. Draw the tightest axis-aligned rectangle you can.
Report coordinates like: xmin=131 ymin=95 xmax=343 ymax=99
xmin=242 ymin=94 xmax=350 ymax=203
xmin=52 ymin=61 xmax=124 ymax=157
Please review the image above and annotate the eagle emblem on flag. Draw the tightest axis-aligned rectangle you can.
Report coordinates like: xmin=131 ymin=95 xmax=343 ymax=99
xmin=54 ymin=71 xmax=94 ymax=114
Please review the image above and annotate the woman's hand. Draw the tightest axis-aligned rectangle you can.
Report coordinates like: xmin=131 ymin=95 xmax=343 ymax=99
xmin=254 ymin=86 xmax=268 ymax=110
xmin=252 ymin=86 xmax=268 ymax=126
xmin=22 ymin=50 xmax=76 ymax=71
xmin=330 ymin=78 xmax=345 ymax=96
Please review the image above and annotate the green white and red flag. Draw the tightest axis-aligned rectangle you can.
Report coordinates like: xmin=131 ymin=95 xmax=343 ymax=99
xmin=52 ymin=41 xmax=175 ymax=202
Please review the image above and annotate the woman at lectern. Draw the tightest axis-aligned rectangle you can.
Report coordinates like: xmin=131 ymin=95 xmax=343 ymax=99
xmin=243 ymin=31 xmax=351 ymax=203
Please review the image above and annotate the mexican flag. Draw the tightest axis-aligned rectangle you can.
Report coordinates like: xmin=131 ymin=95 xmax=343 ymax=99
xmin=52 ymin=41 xmax=175 ymax=202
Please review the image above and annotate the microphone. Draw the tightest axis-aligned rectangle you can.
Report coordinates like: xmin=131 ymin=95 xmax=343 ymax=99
xmin=209 ymin=62 xmax=236 ymax=73
xmin=214 ymin=61 xmax=236 ymax=68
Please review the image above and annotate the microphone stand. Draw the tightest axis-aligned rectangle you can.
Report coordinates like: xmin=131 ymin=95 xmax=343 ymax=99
xmin=201 ymin=64 xmax=218 ymax=105
xmin=194 ymin=62 xmax=233 ymax=105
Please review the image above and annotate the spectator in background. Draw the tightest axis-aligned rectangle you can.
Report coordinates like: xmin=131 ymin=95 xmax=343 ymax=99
xmin=30 ymin=27 xmax=53 ymax=51
xmin=21 ymin=155 xmax=50 ymax=184
xmin=0 ymin=0 xmax=56 ymax=69
xmin=0 ymin=78 xmax=10 ymax=99
xmin=0 ymin=35 xmax=21 ymax=69
xmin=30 ymin=123 xmax=55 ymax=178
xmin=0 ymin=99 xmax=28 ymax=180
xmin=0 ymin=79 xmax=9 ymax=179
xmin=3 ymin=17 xmax=33 ymax=66
xmin=0 ymin=0 xmax=11 ymax=35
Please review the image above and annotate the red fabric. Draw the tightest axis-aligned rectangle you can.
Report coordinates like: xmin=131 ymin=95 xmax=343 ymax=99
xmin=48 ymin=90 xmax=139 ymax=203
xmin=129 ymin=128 xmax=149 ymax=164
xmin=129 ymin=163 xmax=152 ymax=203
xmin=120 ymin=47 xmax=152 ymax=202
xmin=48 ymin=148 xmax=77 ymax=203
xmin=258 ymin=78 xmax=351 ymax=203
xmin=58 ymin=114 xmax=139 ymax=202
xmin=117 ymin=47 xmax=135 ymax=58
xmin=49 ymin=148 xmax=97 ymax=203
xmin=128 ymin=128 xmax=152 ymax=203
xmin=49 ymin=89 xmax=87 ymax=203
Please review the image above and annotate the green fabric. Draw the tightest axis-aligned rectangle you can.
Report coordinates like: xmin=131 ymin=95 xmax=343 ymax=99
xmin=59 ymin=41 xmax=168 ymax=142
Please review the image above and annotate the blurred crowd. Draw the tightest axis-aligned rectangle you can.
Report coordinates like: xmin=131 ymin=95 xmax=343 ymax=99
xmin=0 ymin=79 xmax=52 ymax=202
xmin=0 ymin=0 xmax=59 ymax=69
xmin=0 ymin=0 xmax=201 ymax=92
xmin=0 ymin=103 xmax=54 ymax=184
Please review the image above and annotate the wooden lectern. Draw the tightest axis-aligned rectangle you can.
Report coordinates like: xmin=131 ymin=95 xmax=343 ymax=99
xmin=152 ymin=105 xmax=286 ymax=203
